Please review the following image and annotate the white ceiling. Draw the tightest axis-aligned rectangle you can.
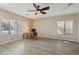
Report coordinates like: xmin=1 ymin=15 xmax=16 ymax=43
xmin=0 ymin=3 xmax=79 ymax=19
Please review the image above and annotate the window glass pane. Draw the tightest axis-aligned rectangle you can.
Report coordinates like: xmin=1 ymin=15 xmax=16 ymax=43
xmin=1 ymin=17 xmax=10 ymax=34
xmin=17 ymin=21 xmax=22 ymax=34
xmin=10 ymin=20 xmax=18 ymax=35
xmin=65 ymin=21 xmax=73 ymax=34
xmin=57 ymin=21 xmax=64 ymax=34
xmin=0 ymin=18 xmax=2 ymax=33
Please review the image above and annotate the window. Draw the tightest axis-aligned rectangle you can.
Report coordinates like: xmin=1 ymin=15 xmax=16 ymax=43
xmin=65 ymin=21 xmax=73 ymax=34
xmin=0 ymin=17 xmax=29 ymax=35
xmin=57 ymin=20 xmax=73 ymax=35
xmin=1 ymin=18 xmax=10 ymax=34
xmin=10 ymin=20 xmax=18 ymax=35
xmin=57 ymin=21 xmax=64 ymax=34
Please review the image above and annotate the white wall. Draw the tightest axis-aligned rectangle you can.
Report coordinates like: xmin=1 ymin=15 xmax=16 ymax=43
xmin=0 ymin=9 xmax=33 ymax=44
xmin=33 ymin=13 xmax=78 ymax=42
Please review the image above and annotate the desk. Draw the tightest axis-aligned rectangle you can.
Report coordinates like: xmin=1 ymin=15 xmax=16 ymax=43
xmin=23 ymin=33 xmax=32 ymax=39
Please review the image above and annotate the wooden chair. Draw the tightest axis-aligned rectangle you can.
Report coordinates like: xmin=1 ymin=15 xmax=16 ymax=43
xmin=31 ymin=29 xmax=38 ymax=40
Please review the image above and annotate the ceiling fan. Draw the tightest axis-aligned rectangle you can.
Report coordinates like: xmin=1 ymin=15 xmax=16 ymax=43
xmin=27 ymin=3 xmax=50 ymax=15
xmin=67 ymin=3 xmax=74 ymax=6
xmin=64 ymin=3 xmax=74 ymax=9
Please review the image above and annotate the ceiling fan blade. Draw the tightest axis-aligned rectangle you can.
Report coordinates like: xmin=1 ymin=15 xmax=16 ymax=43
xmin=40 ymin=6 xmax=49 ymax=11
xmin=40 ymin=11 xmax=46 ymax=14
xmin=67 ymin=3 xmax=74 ymax=6
xmin=35 ymin=13 xmax=37 ymax=15
xmin=27 ymin=10 xmax=36 ymax=11
xmin=33 ymin=3 xmax=38 ymax=10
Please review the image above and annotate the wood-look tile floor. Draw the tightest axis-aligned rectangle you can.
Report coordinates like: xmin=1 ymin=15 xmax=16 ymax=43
xmin=0 ymin=38 xmax=79 ymax=55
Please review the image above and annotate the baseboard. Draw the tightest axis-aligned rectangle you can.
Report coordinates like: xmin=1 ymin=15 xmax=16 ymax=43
xmin=39 ymin=36 xmax=79 ymax=43
xmin=0 ymin=38 xmax=22 ymax=45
